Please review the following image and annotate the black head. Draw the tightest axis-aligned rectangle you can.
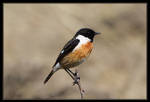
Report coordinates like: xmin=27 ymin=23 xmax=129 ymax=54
xmin=74 ymin=28 xmax=100 ymax=42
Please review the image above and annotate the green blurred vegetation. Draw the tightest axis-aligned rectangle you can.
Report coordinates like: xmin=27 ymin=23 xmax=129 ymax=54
xmin=4 ymin=4 xmax=146 ymax=99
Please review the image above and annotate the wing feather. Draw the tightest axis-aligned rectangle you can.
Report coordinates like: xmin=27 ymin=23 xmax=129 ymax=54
xmin=52 ymin=38 xmax=80 ymax=67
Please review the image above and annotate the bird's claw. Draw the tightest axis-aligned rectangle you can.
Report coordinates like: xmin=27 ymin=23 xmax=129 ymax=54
xmin=72 ymin=70 xmax=80 ymax=86
xmin=72 ymin=75 xmax=80 ymax=86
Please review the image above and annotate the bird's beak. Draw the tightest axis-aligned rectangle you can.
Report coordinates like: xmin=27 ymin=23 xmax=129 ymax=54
xmin=95 ymin=32 xmax=101 ymax=35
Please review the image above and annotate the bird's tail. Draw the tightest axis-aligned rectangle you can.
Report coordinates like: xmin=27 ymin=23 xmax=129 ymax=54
xmin=44 ymin=63 xmax=61 ymax=84
xmin=44 ymin=70 xmax=55 ymax=84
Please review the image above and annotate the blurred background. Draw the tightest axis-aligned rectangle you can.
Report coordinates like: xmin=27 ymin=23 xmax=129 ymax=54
xmin=4 ymin=4 xmax=147 ymax=99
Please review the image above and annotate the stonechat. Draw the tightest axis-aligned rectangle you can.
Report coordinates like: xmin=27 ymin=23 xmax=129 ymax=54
xmin=44 ymin=28 xmax=100 ymax=84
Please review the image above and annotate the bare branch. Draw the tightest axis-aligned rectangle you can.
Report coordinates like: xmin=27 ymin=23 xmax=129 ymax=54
xmin=72 ymin=69 xmax=85 ymax=99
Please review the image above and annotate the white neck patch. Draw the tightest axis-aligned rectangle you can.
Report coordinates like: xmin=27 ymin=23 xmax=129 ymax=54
xmin=73 ymin=35 xmax=91 ymax=51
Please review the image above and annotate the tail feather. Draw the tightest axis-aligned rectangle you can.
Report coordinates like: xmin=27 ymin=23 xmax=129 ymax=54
xmin=44 ymin=63 xmax=61 ymax=84
xmin=44 ymin=70 xmax=55 ymax=84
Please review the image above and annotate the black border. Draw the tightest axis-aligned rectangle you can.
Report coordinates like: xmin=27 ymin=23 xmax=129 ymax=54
xmin=1 ymin=1 xmax=148 ymax=101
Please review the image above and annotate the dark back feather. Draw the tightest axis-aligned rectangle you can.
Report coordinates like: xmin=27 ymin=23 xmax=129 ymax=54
xmin=52 ymin=38 xmax=80 ymax=68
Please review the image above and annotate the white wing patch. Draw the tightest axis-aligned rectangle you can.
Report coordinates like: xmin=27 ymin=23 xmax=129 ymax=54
xmin=73 ymin=35 xmax=91 ymax=52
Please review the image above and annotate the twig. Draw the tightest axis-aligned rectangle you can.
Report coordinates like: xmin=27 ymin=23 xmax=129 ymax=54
xmin=72 ymin=69 xmax=85 ymax=99
xmin=64 ymin=69 xmax=85 ymax=99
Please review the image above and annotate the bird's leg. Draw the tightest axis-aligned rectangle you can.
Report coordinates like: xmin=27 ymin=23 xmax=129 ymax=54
xmin=65 ymin=69 xmax=80 ymax=85
xmin=66 ymin=68 xmax=76 ymax=76
xmin=64 ymin=68 xmax=85 ymax=99
xmin=64 ymin=69 xmax=75 ymax=80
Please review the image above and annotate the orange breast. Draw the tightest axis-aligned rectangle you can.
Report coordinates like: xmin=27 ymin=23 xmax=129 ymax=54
xmin=61 ymin=42 xmax=93 ymax=67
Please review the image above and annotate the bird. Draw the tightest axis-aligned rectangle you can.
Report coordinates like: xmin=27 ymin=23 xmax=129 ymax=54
xmin=44 ymin=28 xmax=100 ymax=84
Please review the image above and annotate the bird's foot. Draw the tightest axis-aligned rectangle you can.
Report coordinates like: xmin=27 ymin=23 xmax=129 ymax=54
xmin=72 ymin=69 xmax=80 ymax=86
xmin=72 ymin=76 xmax=80 ymax=85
